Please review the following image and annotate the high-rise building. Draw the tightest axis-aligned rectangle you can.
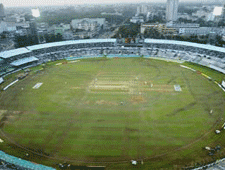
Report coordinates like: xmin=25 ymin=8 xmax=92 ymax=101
xmin=30 ymin=20 xmax=38 ymax=35
xmin=223 ymin=4 xmax=225 ymax=20
xmin=142 ymin=5 xmax=148 ymax=14
xmin=166 ymin=0 xmax=179 ymax=22
xmin=0 ymin=3 xmax=5 ymax=20
xmin=137 ymin=6 xmax=141 ymax=15
xmin=136 ymin=5 xmax=148 ymax=15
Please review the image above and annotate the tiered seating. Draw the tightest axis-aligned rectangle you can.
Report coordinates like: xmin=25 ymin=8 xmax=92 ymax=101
xmin=144 ymin=39 xmax=225 ymax=74
xmin=0 ymin=151 xmax=55 ymax=170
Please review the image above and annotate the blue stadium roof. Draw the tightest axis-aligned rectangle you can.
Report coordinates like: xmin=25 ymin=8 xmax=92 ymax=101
xmin=10 ymin=57 xmax=38 ymax=66
xmin=0 ymin=48 xmax=31 ymax=59
xmin=144 ymin=39 xmax=225 ymax=53
xmin=26 ymin=39 xmax=117 ymax=51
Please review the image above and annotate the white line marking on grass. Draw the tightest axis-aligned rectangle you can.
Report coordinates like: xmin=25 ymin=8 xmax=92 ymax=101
xmin=218 ymin=84 xmax=225 ymax=92
xmin=3 ymin=79 xmax=19 ymax=91
xmin=68 ymin=60 xmax=80 ymax=63
xmin=180 ymin=65 xmax=196 ymax=72
xmin=33 ymin=83 xmax=43 ymax=89
xmin=144 ymin=56 xmax=184 ymax=63
xmin=174 ymin=85 xmax=182 ymax=91
xmin=55 ymin=63 xmax=62 ymax=66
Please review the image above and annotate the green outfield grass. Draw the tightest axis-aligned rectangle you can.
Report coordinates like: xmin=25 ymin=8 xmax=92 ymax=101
xmin=0 ymin=57 xmax=224 ymax=169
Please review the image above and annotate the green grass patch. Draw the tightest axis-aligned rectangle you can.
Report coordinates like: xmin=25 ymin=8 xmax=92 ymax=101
xmin=183 ymin=61 xmax=225 ymax=83
xmin=0 ymin=58 xmax=224 ymax=169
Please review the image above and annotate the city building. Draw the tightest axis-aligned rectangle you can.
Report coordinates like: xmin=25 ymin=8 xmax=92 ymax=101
xmin=4 ymin=14 xmax=26 ymax=23
xmin=179 ymin=27 xmax=212 ymax=35
xmin=206 ymin=12 xmax=215 ymax=21
xmin=71 ymin=18 xmax=106 ymax=31
xmin=166 ymin=0 xmax=179 ymax=22
xmin=130 ymin=15 xmax=144 ymax=24
xmin=140 ymin=23 xmax=159 ymax=34
xmin=37 ymin=22 xmax=48 ymax=33
xmin=179 ymin=27 xmax=224 ymax=36
xmin=178 ymin=13 xmax=193 ymax=20
xmin=157 ymin=24 xmax=177 ymax=35
xmin=73 ymin=31 xmax=95 ymax=39
xmin=29 ymin=20 xmax=37 ymax=35
xmin=222 ymin=4 xmax=225 ymax=20
xmin=137 ymin=6 xmax=141 ymax=15
xmin=6 ymin=22 xmax=17 ymax=32
xmin=166 ymin=23 xmax=200 ymax=28
xmin=166 ymin=22 xmax=201 ymax=34
xmin=101 ymin=12 xmax=122 ymax=16
xmin=141 ymin=23 xmax=177 ymax=35
xmin=137 ymin=5 xmax=148 ymax=15
xmin=192 ymin=10 xmax=208 ymax=18
xmin=0 ymin=3 xmax=5 ymax=20
xmin=62 ymin=31 xmax=74 ymax=40
xmin=48 ymin=23 xmax=71 ymax=35
xmin=15 ymin=29 xmax=29 ymax=36
xmin=0 ymin=21 xmax=7 ymax=33
xmin=0 ymin=21 xmax=17 ymax=33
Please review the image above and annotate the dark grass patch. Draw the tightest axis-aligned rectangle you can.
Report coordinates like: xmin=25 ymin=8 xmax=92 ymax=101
xmin=125 ymin=127 xmax=139 ymax=132
xmin=88 ymin=135 xmax=122 ymax=141
xmin=91 ymin=127 xmax=122 ymax=131
xmin=167 ymin=102 xmax=197 ymax=116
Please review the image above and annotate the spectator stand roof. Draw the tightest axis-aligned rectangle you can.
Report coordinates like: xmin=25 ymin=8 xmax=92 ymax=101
xmin=26 ymin=39 xmax=117 ymax=51
xmin=0 ymin=48 xmax=31 ymax=59
xmin=144 ymin=39 xmax=225 ymax=54
xmin=10 ymin=57 xmax=39 ymax=67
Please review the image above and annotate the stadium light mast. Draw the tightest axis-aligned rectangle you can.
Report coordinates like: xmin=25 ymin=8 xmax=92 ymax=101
xmin=31 ymin=8 xmax=40 ymax=18
xmin=31 ymin=8 xmax=41 ymax=44
xmin=208 ymin=6 xmax=223 ymax=44
xmin=213 ymin=7 xmax=223 ymax=16
xmin=213 ymin=7 xmax=223 ymax=32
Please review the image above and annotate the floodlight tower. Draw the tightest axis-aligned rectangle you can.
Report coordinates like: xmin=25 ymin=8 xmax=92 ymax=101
xmin=213 ymin=7 xmax=223 ymax=31
xmin=208 ymin=7 xmax=223 ymax=44
xmin=31 ymin=8 xmax=41 ymax=44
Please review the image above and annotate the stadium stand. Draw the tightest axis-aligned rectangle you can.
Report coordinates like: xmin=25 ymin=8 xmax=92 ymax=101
xmin=10 ymin=57 xmax=39 ymax=67
xmin=0 ymin=151 xmax=55 ymax=170
xmin=144 ymin=39 xmax=225 ymax=74
xmin=0 ymin=38 xmax=224 ymax=76
xmin=193 ymin=158 xmax=225 ymax=170
xmin=0 ymin=48 xmax=31 ymax=62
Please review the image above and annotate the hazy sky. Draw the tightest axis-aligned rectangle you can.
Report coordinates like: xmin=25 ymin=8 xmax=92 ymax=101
xmin=0 ymin=0 xmax=223 ymax=7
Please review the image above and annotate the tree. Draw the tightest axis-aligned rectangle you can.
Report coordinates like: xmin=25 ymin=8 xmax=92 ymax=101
xmin=215 ymin=35 xmax=225 ymax=47
xmin=56 ymin=33 xmax=63 ymax=42
xmin=113 ymin=23 xmax=140 ymax=38
xmin=144 ymin=27 xmax=162 ymax=39
xmin=14 ymin=34 xmax=39 ymax=48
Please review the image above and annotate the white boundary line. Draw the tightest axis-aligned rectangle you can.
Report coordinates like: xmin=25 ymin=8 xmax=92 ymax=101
xmin=180 ymin=65 xmax=196 ymax=72
xmin=3 ymin=79 xmax=19 ymax=91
